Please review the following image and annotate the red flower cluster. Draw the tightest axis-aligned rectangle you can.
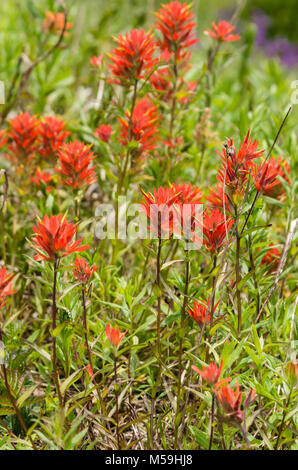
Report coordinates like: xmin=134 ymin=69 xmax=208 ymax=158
xmin=204 ymin=21 xmax=241 ymax=42
xmin=90 ymin=55 xmax=103 ymax=67
xmin=73 ymin=257 xmax=98 ymax=283
xmin=215 ymin=381 xmax=244 ymax=423
xmin=217 ymin=131 xmax=264 ymax=198
xmin=187 ymin=298 xmax=217 ymax=328
xmin=170 ymin=183 xmax=202 ymax=239
xmin=106 ymin=324 xmax=126 ymax=348
xmin=0 ymin=130 xmax=8 ymax=149
xmin=286 ymin=361 xmax=298 ymax=385
xmin=7 ymin=113 xmax=39 ymax=163
xmin=203 ymin=129 xmax=265 ymax=220
xmin=141 ymin=185 xmax=180 ymax=211
xmin=56 ymin=141 xmax=97 ymax=189
xmin=119 ymin=97 xmax=160 ymax=158
xmin=253 ymin=156 xmax=290 ymax=199
xmin=108 ymin=29 xmax=157 ymax=85
xmin=32 ymin=214 xmax=89 ymax=262
xmin=94 ymin=124 xmax=113 ymax=143
xmin=141 ymin=183 xmax=203 ymax=240
xmin=0 ymin=266 xmax=15 ymax=309
xmin=38 ymin=116 xmax=70 ymax=160
xmin=43 ymin=11 xmax=73 ymax=35
xmin=170 ymin=183 xmax=202 ymax=205
xmin=155 ymin=1 xmax=199 ymax=60
xmin=206 ymin=183 xmax=233 ymax=213
xmin=150 ymin=67 xmax=172 ymax=100
xmin=141 ymin=185 xmax=181 ymax=238
xmin=192 ymin=360 xmax=256 ymax=423
xmin=192 ymin=360 xmax=223 ymax=386
xmin=197 ymin=208 xmax=234 ymax=253
xmin=5 ymin=113 xmax=70 ymax=167
xmin=31 ymin=168 xmax=53 ymax=192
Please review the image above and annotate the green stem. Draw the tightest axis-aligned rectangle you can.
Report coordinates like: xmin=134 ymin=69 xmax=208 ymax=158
xmin=239 ymin=423 xmax=251 ymax=449
xmin=248 ymin=235 xmax=260 ymax=319
xmin=114 ymin=354 xmax=120 ymax=450
xmin=205 ymin=42 xmax=220 ymax=108
xmin=234 ymin=206 xmax=242 ymax=337
xmin=150 ymin=235 xmax=162 ymax=448
xmin=174 ymin=247 xmax=190 ymax=448
xmin=209 ymin=393 xmax=215 ymax=450
xmin=74 ymin=198 xmax=79 ymax=220
xmin=210 ymin=255 xmax=217 ymax=329
xmin=52 ymin=259 xmax=63 ymax=407
xmin=166 ymin=53 xmax=178 ymax=177
xmin=156 ymin=236 xmax=162 ymax=358
xmin=1 ymin=212 xmax=6 ymax=262
xmin=113 ymin=79 xmax=138 ymax=264
xmin=82 ymin=288 xmax=92 ymax=368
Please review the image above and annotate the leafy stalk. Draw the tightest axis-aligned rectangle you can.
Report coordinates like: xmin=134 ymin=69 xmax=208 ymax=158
xmin=52 ymin=259 xmax=63 ymax=407
xmin=174 ymin=246 xmax=190 ymax=448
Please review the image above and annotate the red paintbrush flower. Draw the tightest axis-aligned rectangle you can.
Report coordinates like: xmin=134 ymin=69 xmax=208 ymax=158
xmin=150 ymin=67 xmax=172 ymax=100
xmin=170 ymin=183 xmax=203 ymax=238
xmin=73 ymin=257 xmax=98 ymax=283
xmin=215 ymin=381 xmax=244 ymax=423
xmin=204 ymin=21 xmax=241 ymax=42
xmin=86 ymin=364 xmax=93 ymax=377
xmin=107 ymin=29 xmax=157 ymax=86
xmin=38 ymin=116 xmax=70 ymax=160
xmin=160 ymin=48 xmax=174 ymax=63
xmin=31 ymin=168 xmax=53 ymax=192
xmin=94 ymin=124 xmax=113 ymax=143
xmin=155 ymin=1 xmax=199 ymax=60
xmin=253 ymin=157 xmax=290 ymax=199
xmin=187 ymin=298 xmax=218 ymax=328
xmin=141 ymin=185 xmax=181 ymax=238
xmin=119 ymin=97 xmax=160 ymax=158
xmin=206 ymin=183 xmax=234 ymax=214
xmin=163 ymin=136 xmax=184 ymax=149
xmin=217 ymin=131 xmax=264 ymax=194
xmin=56 ymin=141 xmax=97 ymax=189
xmin=0 ymin=130 xmax=7 ymax=149
xmin=7 ymin=113 xmax=39 ymax=163
xmin=170 ymin=183 xmax=202 ymax=205
xmin=90 ymin=55 xmax=103 ymax=67
xmin=198 ymin=208 xmax=233 ymax=253
xmin=43 ymin=11 xmax=72 ymax=35
xmin=32 ymin=214 xmax=89 ymax=262
xmin=0 ymin=266 xmax=15 ymax=309
xmin=286 ymin=361 xmax=298 ymax=385
xmin=237 ymin=130 xmax=264 ymax=165
xmin=106 ymin=324 xmax=126 ymax=348
xmin=192 ymin=360 xmax=223 ymax=386
xmin=261 ymin=244 xmax=281 ymax=272
xmin=178 ymin=79 xmax=197 ymax=104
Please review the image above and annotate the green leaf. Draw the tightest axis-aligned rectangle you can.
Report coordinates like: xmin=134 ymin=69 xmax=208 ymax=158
xmin=60 ymin=369 xmax=83 ymax=396
xmin=0 ymin=407 xmax=15 ymax=416
xmin=189 ymin=426 xmax=213 ymax=449
xmin=238 ymin=271 xmax=253 ymax=290
xmin=17 ymin=385 xmax=38 ymax=408
xmin=52 ymin=322 xmax=67 ymax=338
xmin=161 ymin=259 xmax=183 ymax=271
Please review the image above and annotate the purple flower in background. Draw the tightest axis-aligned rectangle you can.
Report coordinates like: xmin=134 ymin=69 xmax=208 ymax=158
xmin=253 ymin=9 xmax=298 ymax=68
xmin=253 ymin=10 xmax=271 ymax=45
